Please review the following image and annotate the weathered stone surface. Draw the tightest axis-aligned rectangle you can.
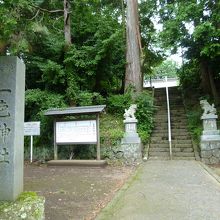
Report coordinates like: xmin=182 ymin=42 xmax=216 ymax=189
xmin=200 ymin=148 xmax=220 ymax=164
xmin=120 ymin=116 xmax=142 ymax=162
xmin=0 ymin=192 xmax=45 ymax=220
xmin=213 ymin=149 xmax=220 ymax=158
xmin=123 ymin=104 xmax=137 ymax=120
xmin=201 ymin=158 xmax=211 ymax=164
xmin=200 ymin=140 xmax=220 ymax=150
xmin=121 ymin=119 xmax=141 ymax=144
xmin=120 ymin=143 xmax=142 ymax=165
xmin=200 ymin=99 xmax=217 ymax=118
xmin=209 ymin=156 xmax=220 ymax=164
xmin=202 ymin=118 xmax=218 ymax=132
xmin=0 ymin=57 xmax=25 ymax=201
xmin=201 ymin=150 xmax=212 ymax=159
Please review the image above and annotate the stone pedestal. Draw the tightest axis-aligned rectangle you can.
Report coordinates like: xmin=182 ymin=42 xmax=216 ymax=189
xmin=200 ymin=114 xmax=220 ymax=164
xmin=121 ymin=119 xmax=142 ymax=164
xmin=0 ymin=57 xmax=25 ymax=201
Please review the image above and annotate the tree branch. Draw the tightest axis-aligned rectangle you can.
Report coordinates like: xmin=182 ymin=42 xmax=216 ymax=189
xmin=29 ymin=9 xmax=40 ymax=20
xmin=31 ymin=4 xmax=64 ymax=13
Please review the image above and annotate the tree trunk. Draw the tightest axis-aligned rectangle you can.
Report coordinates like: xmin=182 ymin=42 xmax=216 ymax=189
xmin=64 ymin=0 xmax=71 ymax=45
xmin=200 ymin=61 xmax=211 ymax=94
xmin=208 ymin=66 xmax=220 ymax=105
xmin=200 ymin=60 xmax=220 ymax=104
xmin=125 ymin=0 xmax=142 ymax=93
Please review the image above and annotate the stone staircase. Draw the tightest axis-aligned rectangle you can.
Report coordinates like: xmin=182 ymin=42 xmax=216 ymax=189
xmin=149 ymin=87 xmax=195 ymax=160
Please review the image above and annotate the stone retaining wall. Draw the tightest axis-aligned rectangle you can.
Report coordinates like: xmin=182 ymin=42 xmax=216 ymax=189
xmin=201 ymin=141 xmax=220 ymax=164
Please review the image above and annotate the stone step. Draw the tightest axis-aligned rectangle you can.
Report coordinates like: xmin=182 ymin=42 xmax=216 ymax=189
xmin=148 ymin=156 xmax=170 ymax=160
xmin=149 ymin=151 xmax=170 ymax=157
xmin=151 ymin=136 xmax=191 ymax=141
xmin=150 ymin=143 xmax=169 ymax=148
xmin=173 ymin=143 xmax=193 ymax=148
xmin=148 ymin=156 xmax=195 ymax=161
xmin=171 ymin=109 xmax=185 ymax=113
xmin=172 ymin=135 xmax=191 ymax=140
xmin=151 ymin=131 xmax=190 ymax=136
xmin=151 ymin=134 xmax=168 ymax=138
xmin=151 ymin=130 xmax=190 ymax=135
xmin=155 ymin=114 xmax=187 ymax=121
xmin=154 ymin=122 xmax=188 ymax=126
xmin=171 ymin=119 xmax=188 ymax=122
xmin=156 ymin=98 xmax=182 ymax=102
xmin=150 ymin=143 xmax=193 ymax=149
xmin=173 ymin=148 xmax=194 ymax=153
xmin=149 ymin=148 xmax=170 ymax=152
xmin=173 ymin=152 xmax=195 ymax=157
xmin=150 ymin=137 xmax=168 ymax=142
xmin=150 ymin=139 xmax=192 ymax=144
xmin=152 ymin=126 xmax=189 ymax=133
xmin=172 ymin=157 xmax=195 ymax=160
xmin=154 ymin=126 xmax=188 ymax=130
xmin=155 ymin=120 xmax=188 ymax=124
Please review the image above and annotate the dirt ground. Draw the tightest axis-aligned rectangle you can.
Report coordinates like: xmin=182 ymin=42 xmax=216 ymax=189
xmin=24 ymin=163 xmax=134 ymax=220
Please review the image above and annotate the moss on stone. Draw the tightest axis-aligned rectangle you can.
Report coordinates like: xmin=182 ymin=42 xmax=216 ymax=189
xmin=0 ymin=191 xmax=45 ymax=220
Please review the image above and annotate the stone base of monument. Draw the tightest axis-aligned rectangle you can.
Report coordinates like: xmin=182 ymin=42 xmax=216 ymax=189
xmin=200 ymin=136 xmax=220 ymax=164
xmin=0 ymin=192 xmax=45 ymax=220
xmin=47 ymin=160 xmax=107 ymax=167
xmin=120 ymin=118 xmax=142 ymax=165
xmin=200 ymin=113 xmax=220 ymax=164
xmin=120 ymin=143 xmax=142 ymax=165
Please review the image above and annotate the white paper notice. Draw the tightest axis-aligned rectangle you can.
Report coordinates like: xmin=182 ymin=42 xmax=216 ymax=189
xmin=56 ymin=120 xmax=97 ymax=144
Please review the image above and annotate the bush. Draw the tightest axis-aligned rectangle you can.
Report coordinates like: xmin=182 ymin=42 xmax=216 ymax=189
xmin=25 ymin=89 xmax=67 ymax=160
xmin=105 ymin=91 xmax=154 ymax=145
xmin=107 ymin=93 xmax=132 ymax=115
xmin=135 ymin=91 xmax=155 ymax=144
xmin=100 ymin=113 xmax=124 ymax=147
xmin=186 ymin=109 xmax=203 ymax=144
xmin=76 ymin=91 xmax=105 ymax=106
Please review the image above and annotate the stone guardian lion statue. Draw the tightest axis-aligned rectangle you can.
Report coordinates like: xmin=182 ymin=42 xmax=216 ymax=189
xmin=200 ymin=99 xmax=217 ymax=116
xmin=124 ymin=104 xmax=137 ymax=120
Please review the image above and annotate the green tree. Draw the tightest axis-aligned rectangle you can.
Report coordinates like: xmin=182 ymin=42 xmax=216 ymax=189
xmin=152 ymin=60 xmax=179 ymax=78
xmin=158 ymin=0 xmax=220 ymax=103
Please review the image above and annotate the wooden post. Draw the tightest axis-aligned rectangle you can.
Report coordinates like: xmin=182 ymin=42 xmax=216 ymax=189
xmin=30 ymin=135 xmax=33 ymax=163
xmin=54 ymin=119 xmax=58 ymax=160
xmin=96 ymin=114 xmax=101 ymax=160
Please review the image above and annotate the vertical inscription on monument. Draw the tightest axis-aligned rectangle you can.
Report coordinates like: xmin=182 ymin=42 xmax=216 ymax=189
xmin=0 ymin=57 xmax=25 ymax=201
xmin=0 ymin=89 xmax=11 ymax=163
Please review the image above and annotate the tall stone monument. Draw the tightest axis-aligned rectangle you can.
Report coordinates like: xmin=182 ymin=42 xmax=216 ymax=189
xmin=0 ymin=57 xmax=25 ymax=201
xmin=200 ymin=100 xmax=220 ymax=164
xmin=121 ymin=104 xmax=142 ymax=164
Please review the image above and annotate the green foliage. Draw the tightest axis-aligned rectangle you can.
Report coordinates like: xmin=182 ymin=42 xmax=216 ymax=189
xmin=25 ymin=89 xmax=66 ymax=120
xmin=25 ymin=89 xmax=67 ymax=159
xmin=135 ymin=91 xmax=155 ymax=144
xmin=17 ymin=192 xmax=38 ymax=202
xmin=76 ymin=91 xmax=105 ymax=106
xmin=39 ymin=60 xmax=65 ymax=86
xmin=107 ymin=93 xmax=132 ymax=115
xmin=106 ymin=91 xmax=155 ymax=144
xmin=186 ymin=110 xmax=203 ymax=144
xmin=0 ymin=191 xmax=45 ymax=220
xmin=100 ymin=114 xmax=124 ymax=147
xmin=178 ymin=59 xmax=201 ymax=91
xmin=158 ymin=0 xmax=220 ymax=100
xmin=0 ymin=0 xmax=164 ymax=161
xmin=151 ymin=60 xmax=179 ymax=78
xmin=24 ymin=144 xmax=53 ymax=161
